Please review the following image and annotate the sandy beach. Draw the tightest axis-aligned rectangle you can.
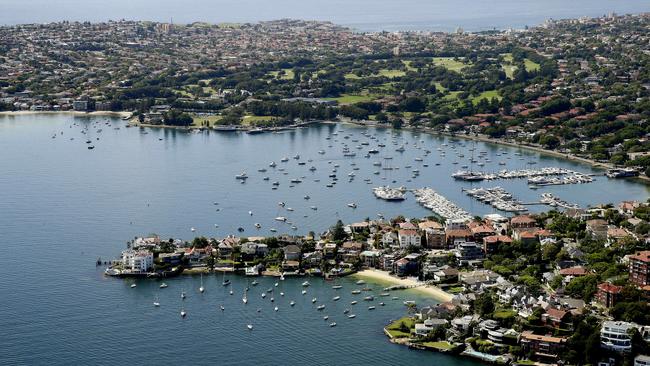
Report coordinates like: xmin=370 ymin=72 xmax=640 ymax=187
xmin=353 ymin=269 xmax=453 ymax=302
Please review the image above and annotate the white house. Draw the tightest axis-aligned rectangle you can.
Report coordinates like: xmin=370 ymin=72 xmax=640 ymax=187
xmin=635 ymin=355 xmax=650 ymax=366
xmin=382 ymin=231 xmax=398 ymax=247
xmin=600 ymin=321 xmax=639 ymax=353
xmin=414 ymin=318 xmax=448 ymax=336
xmin=121 ymin=249 xmax=153 ymax=272
xmin=398 ymin=229 xmax=421 ymax=248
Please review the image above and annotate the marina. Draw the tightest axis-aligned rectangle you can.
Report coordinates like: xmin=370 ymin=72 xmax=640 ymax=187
xmin=463 ymin=187 xmax=527 ymax=213
xmin=413 ymin=188 xmax=473 ymax=221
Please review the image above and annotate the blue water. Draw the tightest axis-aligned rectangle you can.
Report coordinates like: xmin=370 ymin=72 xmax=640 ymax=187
xmin=0 ymin=114 xmax=648 ymax=365
xmin=1 ymin=0 xmax=649 ymax=31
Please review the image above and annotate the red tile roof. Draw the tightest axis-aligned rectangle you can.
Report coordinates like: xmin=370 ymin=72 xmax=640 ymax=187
xmin=598 ymin=282 xmax=622 ymax=294
xmin=630 ymin=251 xmax=650 ymax=263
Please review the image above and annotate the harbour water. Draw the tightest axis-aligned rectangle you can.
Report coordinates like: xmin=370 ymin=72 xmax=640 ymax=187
xmin=2 ymin=0 xmax=649 ymax=32
xmin=1 ymin=113 xmax=649 ymax=365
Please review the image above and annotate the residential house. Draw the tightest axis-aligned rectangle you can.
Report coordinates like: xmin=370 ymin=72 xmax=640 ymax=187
xmin=445 ymin=228 xmax=473 ymax=249
xmin=608 ymin=227 xmax=631 ymax=246
xmin=559 ymin=266 xmax=588 ymax=283
xmin=284 ymin=245 xmax=301 ymax=261
xmin=132 ymin=236 xmax=161 ymax=250
xmin=302 ymin=251 xmax=323 ymax=268
xmin=635 ymin=355 xmax=650 ymax=366
xmin=323 ymin=243 xmax=337 ymax=259
xmin=455 ymin=242 xmax=485 ymax=266
xmin=629 ymin=251 xmax=650 ymax=286
xmin=398 ymin=229 xmax=421 ymax=248
xmin=483 ymin=235 xmax=513 ymax=254
xmin=382 ymin=231 xmax=398 ymax=247
xmin=520 ymin=331 xmax=567 ymax=361
xmin=586 ymin=219 xmax=609 ymax=240
xmin=121 ymin=249 xmax=153 ymax=272
xmin=510 ymin=215 xmax=537 ymax=229
xmin=423 ymin=227 xmax=446 ymax=249
xmin=542 ymin=308 xmax=571 ymax=330
xmin=601 ymin=321 xmax=639 ymax=353
xmin=445 ymin=218 xmax=469 ymax=230
xmin=393 ymin=256 xmax=419 ymax=277
xmin=460 ymin=270 xmax=501 ymax=291
xmin=414 ymin=318 xmax=449 ymax=336
xmin=217 ymin=242 xmax=233 ymax=259
xmin=434 ymin=266 xmax=459 ymax=283
xmin=360 ymin=250 xmax=380 ymax=267
xmin=469 ymin=222 xmax=496 ymax=241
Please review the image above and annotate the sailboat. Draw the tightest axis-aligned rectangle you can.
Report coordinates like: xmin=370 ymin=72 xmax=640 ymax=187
xmin=243 ymin=289 xmax=248 ymax=304
xmin=180 ymin=304 xmax=187 ymax=318
xmin=153 ymin=295 xmax=160 ymax=307
xmin=199 ymin=274 xmax=205 ymax=293
xmin=222 ymin=271 xmax=231 ymax=286
xmin=181 ymin=289 xmax=186 ymax=300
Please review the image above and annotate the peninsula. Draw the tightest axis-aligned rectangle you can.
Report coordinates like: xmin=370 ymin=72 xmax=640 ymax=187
xmin=105 ymin=199 xmax=650 ymax=365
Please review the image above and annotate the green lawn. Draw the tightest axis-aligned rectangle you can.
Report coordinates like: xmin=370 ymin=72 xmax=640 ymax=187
xmin=502 ymin=64 xmax=517 ymax=78
xmin=434 ymin=82 xmax=447 ymax=92
xmin=432 ymin=57 xmax=470 ymax=72
xmin=268 ymin=69 xmax=295 ymax=80
xmin=524 ymin=59 xmax=540 ymax=72
xmin=515 ymin=360 xmax=536 ymax=365
xmin=402 ymin=60 xmax=418 ymax=71
xmin=378 ymin=69 xmax=406 ymax=78
xmin=191 ymin=114 xmax=222 ymax=127
xmin=344 ymin=73 xmax=363 ymax=80
xmin=324 ymin=93 xmax=380 ymax=104
xmin=501 ymin=53 xmax=541 ymax=78
xmin=448 ymin=286 xmax=465 ymax=294
xmin=386 ymin=316 xmax=415 ymax=338
xmin=493 ymin=309 xmax=517 ymax=320
xmin=344 ymin=69 xmax=405 ymax=80
xmin=422 ymin=341 xmax=455 ymax=351
xmin=242 ymin=115 xmax=278 ymax=126
xmin=442 ymin=91 xmax=462 ymax=101
xmin=472 ymin=90 xmax=501 ymax=104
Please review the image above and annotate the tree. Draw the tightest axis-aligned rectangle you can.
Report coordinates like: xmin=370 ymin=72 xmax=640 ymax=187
xmin=473 ymin=292 xmax=495 ymax=316
xmin=539 ymin=134 xmax=560 ymax=149
xmin=163 ymin=109 xmax=193 ymax=126
xmin=331 ymin=220 xmax=347 ymax=242
xmin=565 ymin=274 xmax=599 ymax=301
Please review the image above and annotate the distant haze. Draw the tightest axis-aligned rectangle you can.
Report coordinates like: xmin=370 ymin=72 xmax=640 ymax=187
xmin=2 ymin=0 xmax=649 ymax=31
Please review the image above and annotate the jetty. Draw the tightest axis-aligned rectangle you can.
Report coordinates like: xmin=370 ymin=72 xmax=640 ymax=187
xmin=452 ymin=167 xmax=594 ymax=186
xmin=413 ymin=188 xmax=472 ymax=221
xmin=463 ymin=187 xmax=527 ymax=213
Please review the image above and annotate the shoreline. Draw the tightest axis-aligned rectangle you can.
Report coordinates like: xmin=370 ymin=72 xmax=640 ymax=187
xmin=343 ymin=119 xmax=650 ymax=184
xmin=353 ymin=269 xmax=453 ymax=303
xmin=0 ymin=110 xmax=132 ymax=118
xmin=3 ymin=111 xmax=647 ymax=185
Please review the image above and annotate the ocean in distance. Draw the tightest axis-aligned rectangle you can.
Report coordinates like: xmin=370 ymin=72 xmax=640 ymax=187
xmin=1 ymin=114 xmax=649 ymax=365
xmin=1 ymin=0 xmax=649 ymax=31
